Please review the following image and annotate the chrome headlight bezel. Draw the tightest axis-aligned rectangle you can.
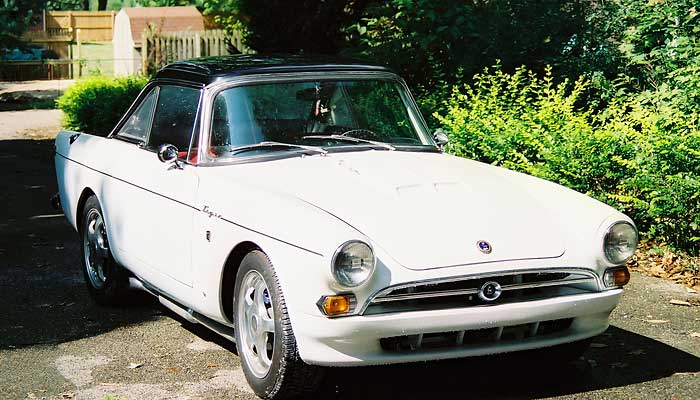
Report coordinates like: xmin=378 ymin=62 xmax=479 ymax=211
xmin=603 ymin=221 xmax=639 ymax=265
xmin=331 ymin=240 xmax=376 ymax=288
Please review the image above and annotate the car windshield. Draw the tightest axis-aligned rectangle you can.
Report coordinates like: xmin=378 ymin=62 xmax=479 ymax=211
xmin=207 ymin=78 xmax=434 ymax=160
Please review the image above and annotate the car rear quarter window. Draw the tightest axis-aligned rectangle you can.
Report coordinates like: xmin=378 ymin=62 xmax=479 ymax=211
xmin=147 ymin=85 xmax=201 ymax=159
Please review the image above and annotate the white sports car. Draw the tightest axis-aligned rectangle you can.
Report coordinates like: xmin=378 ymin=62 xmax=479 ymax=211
xmin=55 ymin=55 xmax=638 ymax=399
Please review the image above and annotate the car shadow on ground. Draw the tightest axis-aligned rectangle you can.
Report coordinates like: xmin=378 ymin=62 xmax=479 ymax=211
xmin=180 ymin=314 xmax=700 ymax=399
xmin=0 ymin=138 xmax=161 ymax=348
xmin=309 ymin=325 xmax=700 ymax=399
xmin=0 ymin=91 xmax=58 ymax=111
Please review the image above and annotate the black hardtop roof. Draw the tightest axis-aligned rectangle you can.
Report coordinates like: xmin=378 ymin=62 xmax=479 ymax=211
xmin=153 ymin=54 xmax=394 ymax=85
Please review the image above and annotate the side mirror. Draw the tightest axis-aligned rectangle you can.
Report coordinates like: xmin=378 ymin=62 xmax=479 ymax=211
xmin=157 ymin=143 xmax=179 ymax=163
xmin=433 ymin=129 xmax=449 ymax=150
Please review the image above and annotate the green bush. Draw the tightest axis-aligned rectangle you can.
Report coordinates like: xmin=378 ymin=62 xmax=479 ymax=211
xmin=57 ymin=76 xmax=149 ymax=136
xmin=436 ymin=66 xmax=700 ymax=254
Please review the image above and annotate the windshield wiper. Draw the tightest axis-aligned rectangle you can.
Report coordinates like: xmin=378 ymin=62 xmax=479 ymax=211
xmin=302 ymin=135 xmax=395 ymax=151
xmin=228 ymin=141 xmax=328 ymax=156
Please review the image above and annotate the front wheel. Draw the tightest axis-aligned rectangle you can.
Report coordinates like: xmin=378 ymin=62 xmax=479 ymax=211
xmin=233 ymin=250 xmax=323 ymax=399
xmin=80 ymin=195 xmax=127 ymax=305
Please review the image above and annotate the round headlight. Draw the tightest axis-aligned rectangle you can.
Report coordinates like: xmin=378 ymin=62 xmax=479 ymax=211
xmin=332 ymin=241 xmax=375 ymax=287
xmin=604 ymin=221 xmax=638 ymax=265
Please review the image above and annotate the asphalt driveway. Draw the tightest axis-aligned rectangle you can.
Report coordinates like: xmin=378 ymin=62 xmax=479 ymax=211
xmin=0 ymin=118 xmax=698 ymax=399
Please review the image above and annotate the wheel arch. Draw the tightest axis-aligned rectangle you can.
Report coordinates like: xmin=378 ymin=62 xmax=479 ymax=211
xmin=220 ymin=241 xmax=261 ymax=323
xmin=76 ymin=187 xmax=96 ymax=232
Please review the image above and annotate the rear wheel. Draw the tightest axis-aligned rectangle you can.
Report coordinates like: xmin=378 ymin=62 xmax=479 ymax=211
xmin=80 ymin=195 xmax=127 ymax=305
xmin=233 ymin=250 xmax=323 ymax=399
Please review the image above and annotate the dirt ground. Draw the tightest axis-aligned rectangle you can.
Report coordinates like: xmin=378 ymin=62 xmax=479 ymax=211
xmin=0 ymin=111 xmax=699 ymax=400
xmin=0 ymin=109 xmax=63 ymax=139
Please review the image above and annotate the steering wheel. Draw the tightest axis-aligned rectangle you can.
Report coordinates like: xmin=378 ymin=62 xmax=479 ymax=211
xmin=339 ymin=129 xmax=378 ymax=140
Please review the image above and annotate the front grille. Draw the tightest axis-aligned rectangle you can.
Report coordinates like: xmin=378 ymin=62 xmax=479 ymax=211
xmin=364 ymin=270 xmax=598 ymax=315
xmin=379 ymin=318 xmax=574 ymax=352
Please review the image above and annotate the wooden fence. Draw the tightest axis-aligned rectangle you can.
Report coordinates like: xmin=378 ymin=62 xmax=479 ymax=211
xmin=0 ymin=60 xmax=73 ymax=81
xmin=141 ymin=29 xmax=252 ymax=74
xmin=25 ymin=11 xmax=115 ymax=42
xmin=19 ymin=10 xmax=115 ymax=62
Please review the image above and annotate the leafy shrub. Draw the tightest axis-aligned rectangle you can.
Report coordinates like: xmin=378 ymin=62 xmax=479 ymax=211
xmin=436 ymin=66 xmax=700 ymax=254
xmin=56 ymin=76 xmax=149 ymax=136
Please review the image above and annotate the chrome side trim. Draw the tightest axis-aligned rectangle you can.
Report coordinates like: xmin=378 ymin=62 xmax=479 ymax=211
xmin=159 ymin=295 xmax=198 ymax=324
xmin=130 ymin=275 xmax=236 ymax=342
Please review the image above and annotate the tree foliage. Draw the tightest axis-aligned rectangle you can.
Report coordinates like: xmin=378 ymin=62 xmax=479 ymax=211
xmin=207 ymin=0 xmax=369 ymax=54
xmin=136 ymin=0 xmax=202 ymax=6
xmin=346 ymin=0 xmax=588 ymax=89
xmin=0 ymin=0 xmax=45 ymax=49
xmin=614 ymin=0 xmax=700 ymax=114
xmin=45 ymin=0 xmax=85 ymax=10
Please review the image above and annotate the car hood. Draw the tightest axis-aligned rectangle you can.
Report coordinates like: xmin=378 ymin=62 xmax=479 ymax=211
xmin=220 ymin=150 xmax=567 ymax=270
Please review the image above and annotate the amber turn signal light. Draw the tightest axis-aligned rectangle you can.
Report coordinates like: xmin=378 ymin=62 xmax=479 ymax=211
xmin=603 ymin=267 xmax=630 ymax=287
xmin=318 ymin=294 xmax=356 ymax=316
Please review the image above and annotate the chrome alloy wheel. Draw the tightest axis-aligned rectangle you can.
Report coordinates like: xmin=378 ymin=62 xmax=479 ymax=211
xmin=83 ymin=208 xmax=109 ymax=289
xmin=237 ymin=270 xmax=275 ymax=378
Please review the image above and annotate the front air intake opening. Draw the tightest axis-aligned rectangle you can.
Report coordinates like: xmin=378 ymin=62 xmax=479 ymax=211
xmin=379 ymin=318 xmax=574 ymax=353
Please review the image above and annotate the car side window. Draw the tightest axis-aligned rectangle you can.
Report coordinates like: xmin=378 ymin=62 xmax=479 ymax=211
xmin=116 ymin=88 xmax=157 ymax=142
xmin=147 ymin=85 xmax=201 ymax=160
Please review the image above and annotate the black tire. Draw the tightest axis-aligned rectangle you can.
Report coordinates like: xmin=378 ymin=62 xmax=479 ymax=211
xmin=79 ymin=195 xmax=128 ymax=305
xmin=233 ymin=250 xmax=324 ymax=399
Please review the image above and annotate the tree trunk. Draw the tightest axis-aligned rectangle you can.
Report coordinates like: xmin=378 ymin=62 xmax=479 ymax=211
xmin=82 ymin=0 xmax=90 ymax=10
xmin=98 ymin=0 xmax=107 ymax=10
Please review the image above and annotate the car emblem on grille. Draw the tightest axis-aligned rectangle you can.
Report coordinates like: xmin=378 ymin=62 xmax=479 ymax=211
xmin=477 ymin=240 xmax=492 ymax=254
xmin=478 ymin=281 xmax=502 ymax=302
